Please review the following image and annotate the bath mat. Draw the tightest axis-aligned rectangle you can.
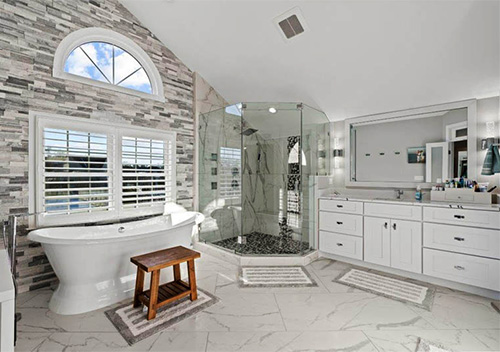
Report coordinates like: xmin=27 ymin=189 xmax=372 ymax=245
xmin=415 ymin=338 xmax=453 ymax=352
xmin=334 ymin=268 xmax=435 ymax=311
xmin=239 ymin=266 xmax=318 ymax=287
xmin=105 ymin=288 xmax=219 ymax=345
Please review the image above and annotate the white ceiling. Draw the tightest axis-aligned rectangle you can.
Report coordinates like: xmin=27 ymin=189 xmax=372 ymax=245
xmin=120 ymin=0 xmax=499 ymax=121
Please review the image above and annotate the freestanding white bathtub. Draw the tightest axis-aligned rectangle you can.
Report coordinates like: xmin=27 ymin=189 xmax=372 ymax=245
xmin=28 ymin=211 xmax=203 ymax=315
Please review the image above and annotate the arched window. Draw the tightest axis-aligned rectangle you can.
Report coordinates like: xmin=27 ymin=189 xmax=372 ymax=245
xmin=53 ymin=28 xmax=164 ymax=102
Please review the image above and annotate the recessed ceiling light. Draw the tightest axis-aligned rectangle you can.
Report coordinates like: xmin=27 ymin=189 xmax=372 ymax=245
xmin=269 ymin=107 xmax=277 ymax=114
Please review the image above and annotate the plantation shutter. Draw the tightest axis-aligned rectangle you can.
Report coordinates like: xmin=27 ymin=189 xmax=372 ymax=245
xmin=121 ymin=136 xmax=175 ymax=208
xmin=219 ymin=147 xmax=241 ymax=199
xmin=42 ymin=128 xmax=113 ymax=215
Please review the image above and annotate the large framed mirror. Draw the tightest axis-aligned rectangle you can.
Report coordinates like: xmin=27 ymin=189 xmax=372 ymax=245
xmin=345 ymin=99 xmax=477 ymax=188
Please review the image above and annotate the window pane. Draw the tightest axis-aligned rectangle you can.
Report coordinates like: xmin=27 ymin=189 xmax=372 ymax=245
xmin=64 ymin=46 xmax=108 ymax=83
xmin=118 ymin=68 xmax=152 ymax=94
xmin=63 ymin=42 xmax=154 ymax=95
xmin=80 ymin=42 xmax=113 ymax=82
xmin=114 ymin=46 xmax=142 ymax=84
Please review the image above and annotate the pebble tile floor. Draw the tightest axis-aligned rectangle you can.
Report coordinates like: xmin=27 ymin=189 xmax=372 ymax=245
xmin=14 ymin=254 xmax=500 ymax=352
xmin=213 ymin=232 xmax=311 ymax=255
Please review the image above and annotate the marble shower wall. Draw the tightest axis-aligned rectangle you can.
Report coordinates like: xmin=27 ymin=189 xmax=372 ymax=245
xmin=0 ymin=0 xmax=196 ymax=292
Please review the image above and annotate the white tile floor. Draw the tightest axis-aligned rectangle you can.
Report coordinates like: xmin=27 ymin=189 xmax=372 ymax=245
xmin=15 ymin=255 xmax=500 ymax=352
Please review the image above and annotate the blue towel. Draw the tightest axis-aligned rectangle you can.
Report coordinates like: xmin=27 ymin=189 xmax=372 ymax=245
xmin=481 ymin=145 xmax=500 ymax=175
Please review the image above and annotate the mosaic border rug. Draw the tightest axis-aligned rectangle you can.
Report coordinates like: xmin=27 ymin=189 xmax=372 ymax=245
xmin=105 ymin=288 xmax=219 ymax=345
xmin=239 ymin=266 xmax=318 ymax=288
xmin=334 ymin=268 xmax=435 ymax=311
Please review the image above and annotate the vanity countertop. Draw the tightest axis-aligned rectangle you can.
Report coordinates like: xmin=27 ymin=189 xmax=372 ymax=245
xmin=318 ymin=195 xmax=500 ymax=211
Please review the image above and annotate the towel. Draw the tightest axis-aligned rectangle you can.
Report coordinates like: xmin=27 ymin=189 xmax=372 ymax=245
xmin=481 ymin=145 xmax=500 ymax=175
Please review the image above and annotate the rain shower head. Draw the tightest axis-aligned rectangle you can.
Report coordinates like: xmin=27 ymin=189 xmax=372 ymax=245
xmin=241 ymin=128 xmax=258 ymax=136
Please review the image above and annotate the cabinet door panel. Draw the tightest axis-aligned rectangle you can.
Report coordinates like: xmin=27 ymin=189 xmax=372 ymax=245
xmin=364 ymin=217 xmax=391 ymax=267
xmin=390 ymin=220 xmax=422 ymax=273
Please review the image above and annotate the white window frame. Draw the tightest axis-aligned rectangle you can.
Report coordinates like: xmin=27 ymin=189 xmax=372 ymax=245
xmin=29 ymin=111 xmax=176 ymax=227
xmin=53 ymin=27 xmax=165 ymax=102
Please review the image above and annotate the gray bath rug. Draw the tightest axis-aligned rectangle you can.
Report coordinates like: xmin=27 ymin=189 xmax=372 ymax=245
xmin=105 ymin=289 xmax=219 ymax=345
xmin=239 ymin=266 xmax=318 ymax=287
xmin=415 ymin=338 xmax=453 ymax=352
xmin=334 ymin=268 xmax=435 ymax=311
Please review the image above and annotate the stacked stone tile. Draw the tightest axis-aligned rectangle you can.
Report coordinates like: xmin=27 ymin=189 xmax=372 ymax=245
xmin=0 ymin=0 xmax=195 ymax=293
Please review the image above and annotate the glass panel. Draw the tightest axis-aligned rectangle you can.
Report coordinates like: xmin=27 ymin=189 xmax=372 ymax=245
xmin=197 ymin=102 xmax=330 ymax=256
xmin=64 ymin=46 xmax=108 ymax=83
xmin=114 ymin=46 xmax=142 ymax=83
xmin=117 ymin=68 xmax=152 ymax=94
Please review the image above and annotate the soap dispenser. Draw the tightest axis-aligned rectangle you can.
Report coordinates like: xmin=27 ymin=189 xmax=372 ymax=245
xmin=415 ymin=185 xmax=422 ymax=201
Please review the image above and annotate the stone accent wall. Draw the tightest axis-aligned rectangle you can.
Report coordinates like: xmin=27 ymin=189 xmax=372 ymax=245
xmin=0 ymin=0 xmax=194 ymax=292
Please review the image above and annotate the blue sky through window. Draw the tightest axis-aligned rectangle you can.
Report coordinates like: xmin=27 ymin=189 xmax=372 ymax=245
xmin=64 ymin=42 xmax=152 ymax=94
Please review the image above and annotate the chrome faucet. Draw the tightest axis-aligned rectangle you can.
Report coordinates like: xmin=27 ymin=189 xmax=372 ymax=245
xmin=395 ymin=189 xmax=404 ymax=199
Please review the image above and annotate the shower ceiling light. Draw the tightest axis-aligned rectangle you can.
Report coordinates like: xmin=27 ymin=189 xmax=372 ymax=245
xmin=268 ymin=107 xmax=277 ymax=114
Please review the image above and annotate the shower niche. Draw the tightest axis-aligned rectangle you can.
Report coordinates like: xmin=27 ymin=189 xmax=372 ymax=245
xmin=198 ymin=102 xmax=330 ymax=256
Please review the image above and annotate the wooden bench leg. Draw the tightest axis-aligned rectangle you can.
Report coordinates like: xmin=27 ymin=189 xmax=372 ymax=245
xmin=147 ymin=270 xmax=160 ymax=320
xmin=173 ymin=263 xmax=181 ymax=282
xmin=187 ymin=259 xmax=197 ymax=301
xmin=133 ymin=267 xmax=145 ymax=308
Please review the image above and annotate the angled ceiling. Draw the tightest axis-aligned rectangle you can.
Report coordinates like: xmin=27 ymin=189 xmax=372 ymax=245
xmin=119 ymin=0 xmax=499 ymax=121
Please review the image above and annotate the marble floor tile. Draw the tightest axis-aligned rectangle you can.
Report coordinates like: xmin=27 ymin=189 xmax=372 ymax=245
xmin=408 ymin=291 xmax=500 ymax=329
xmin=214 ymin=268 xmax=330 ymax=295
xmin=17 ymin=290 xmax=53 ymax=309
xmin=194 ymin=253 xmax=239 ymax=272
xmin=275 ymin=292 xmax=435 ymax=331
xmin=17 ymin=307 xmax=117 ymax=333
xmin=14 ymin=332 xmax=52 ymax=352
xmin=468 ymin=329 xmax=500 ymax=351
xmin=30 ymin=333 xmax=129 ymax=351
xmin=166 ymin=293 xmax=285 ymax=332
xmin=365 ymin=329 xmax=499 ymax=352
xmin=206 ymin=331 xmax=378 ymax=352
xmin=305 ymin=259 xmax=364 ymax=294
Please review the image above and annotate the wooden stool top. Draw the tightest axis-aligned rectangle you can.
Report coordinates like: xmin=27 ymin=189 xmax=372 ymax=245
xmin=131 ymin=246 xmax=200 ymax=272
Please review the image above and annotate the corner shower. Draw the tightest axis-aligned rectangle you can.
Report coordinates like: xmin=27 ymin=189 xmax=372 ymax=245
xmin=198 ymin=102 xmax=330 ymax=256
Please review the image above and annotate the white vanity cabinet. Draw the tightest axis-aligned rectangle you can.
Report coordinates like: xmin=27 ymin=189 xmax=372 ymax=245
xmin=364 ymin=217 xmax=391 ymax=266
xmin=318 ymin=197 xmax=500 ymax=294
xmin=364 ymin=216 xmax=422 ymax=273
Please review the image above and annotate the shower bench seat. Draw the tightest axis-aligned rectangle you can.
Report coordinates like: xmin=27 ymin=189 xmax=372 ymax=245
xmin=131 ymin=246 xmax=200 ymax=320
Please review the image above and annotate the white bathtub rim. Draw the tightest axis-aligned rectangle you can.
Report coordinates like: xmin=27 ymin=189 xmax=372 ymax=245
xmin=28 ymin=212 xmax=202 ymax=245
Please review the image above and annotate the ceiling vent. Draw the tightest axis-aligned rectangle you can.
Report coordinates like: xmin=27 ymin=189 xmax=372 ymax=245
xmin=274 ymin=7 xmax=308 ymax=42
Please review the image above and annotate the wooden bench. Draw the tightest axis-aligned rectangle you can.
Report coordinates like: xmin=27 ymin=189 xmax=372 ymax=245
xmin=131 ymin=246 xmax=201 ymax=320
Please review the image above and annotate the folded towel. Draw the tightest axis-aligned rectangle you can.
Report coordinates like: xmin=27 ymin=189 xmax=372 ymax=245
xmin=481 ymin=145 xmax=500 ymax=175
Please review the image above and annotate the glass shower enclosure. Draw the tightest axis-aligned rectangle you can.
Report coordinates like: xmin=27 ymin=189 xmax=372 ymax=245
xmin=198 ymin=102 xmax=330 ymax=256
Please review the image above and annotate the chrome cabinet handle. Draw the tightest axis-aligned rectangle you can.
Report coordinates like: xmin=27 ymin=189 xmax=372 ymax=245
xmin=336 ymin=221 xmax=343 ymax=225
xmin=118 ymin=226 xmax=125 ymax=233
xmin=454 ymin=237 xmax=465 ymax=242
xmin=454 ymin=215 xmax=465 ymax=219
xmin=454 ymin=265 xmax=465 ymax=270
xmin=392 ymin=223 xmax=397 ymax=230
xmin=336 ymin=243 xmax=343 ymax=246
xmin=384 ymin=222 xmax=388 ymax=229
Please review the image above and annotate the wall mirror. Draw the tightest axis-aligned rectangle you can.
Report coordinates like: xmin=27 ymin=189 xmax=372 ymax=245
xmin=345 ymin=100 xmax=477 ymax=188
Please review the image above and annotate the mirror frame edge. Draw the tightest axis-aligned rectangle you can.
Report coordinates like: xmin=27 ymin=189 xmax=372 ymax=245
xmin=344 ymin=99 xmax=477 ymax=189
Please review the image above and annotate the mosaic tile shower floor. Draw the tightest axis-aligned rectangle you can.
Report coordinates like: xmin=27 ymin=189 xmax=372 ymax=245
xmin=212 ymin=232 xmax=310 ymax=255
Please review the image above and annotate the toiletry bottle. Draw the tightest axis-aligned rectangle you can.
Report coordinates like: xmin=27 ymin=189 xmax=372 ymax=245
xmin=415 ymin=186 xmax=422 ymax=201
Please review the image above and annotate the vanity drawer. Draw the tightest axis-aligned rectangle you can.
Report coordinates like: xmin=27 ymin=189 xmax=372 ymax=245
xmin=319 ymin=212 xmax=363 ymax=237
xmin=319 ymin=231 xmax=363 ymax=260
xmin=423 ymin=248 xmax=500 ymax=291
xmin=423 ymin=207 xmax=500 ymax=229
xmin=319 ymin=199 xmax=363 ymax=215
xmin=424 ymin=223 xmax=500 ymax=259
xmin=364 ymin=202 xmax=422 ymax=221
